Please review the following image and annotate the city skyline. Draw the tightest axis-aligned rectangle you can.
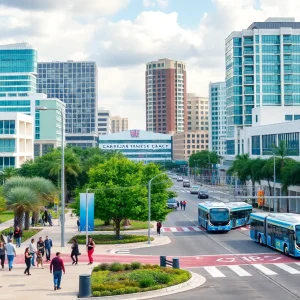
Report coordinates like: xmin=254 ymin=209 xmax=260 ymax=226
xmin=1 ymin=0 xmax=299 ymax=129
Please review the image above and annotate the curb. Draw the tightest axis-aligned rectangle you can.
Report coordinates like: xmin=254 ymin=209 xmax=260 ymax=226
xmin=77 ymin=271 xmax=206 ymax=300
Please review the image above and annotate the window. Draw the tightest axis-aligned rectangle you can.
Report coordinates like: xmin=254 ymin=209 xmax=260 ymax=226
xmin=252 ymin=135 xmax=260 ymax=155
xmin=285 ymin=115 xmax=293 ymax=121
xmin=255 ymin=115 xmax=258 ymax=123
xmin=278 ymin=132 xmax=299 ymax=156
xmin=294 ymin=115 xmax=300 ymax=120
xmin=262 ymin=134 xmax=276 ymax=155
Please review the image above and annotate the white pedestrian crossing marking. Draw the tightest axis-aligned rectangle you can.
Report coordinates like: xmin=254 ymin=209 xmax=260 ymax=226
xmin=252 ymin=264 xmax=277 ymax=275
xmin=182 ymin=227 xmax=190 ymax=232
xmin=274 ymin=263 xmax=300 ymax=274
xmin=204 ymin=266 xmax=226 ymax=277
xmin=228 ymin=265 xmax=252 ymax=277
xmin=170 ymin=227 xmax=177 ymax=232
xmin=161 ymin=226 xmax=203 ymax=232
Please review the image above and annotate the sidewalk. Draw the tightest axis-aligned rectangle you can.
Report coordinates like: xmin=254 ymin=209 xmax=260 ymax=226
xmin=0 ymin=218 xmax=14 ymax=231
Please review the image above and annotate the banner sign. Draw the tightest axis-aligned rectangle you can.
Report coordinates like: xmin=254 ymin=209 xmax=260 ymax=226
xmin=80 ymin=193 xmax=95 ymax=231
xmin=99 ymin=143 xmax=171 ymax=150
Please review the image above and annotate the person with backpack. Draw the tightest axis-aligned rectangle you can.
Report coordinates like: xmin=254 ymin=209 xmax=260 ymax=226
xmin=183 ymin=200 xmax=187 ymax=211
xmin=156 ymin=221 xmax=162 ymax=236
xmin=180 ymin=200 xmax=183 ymax=210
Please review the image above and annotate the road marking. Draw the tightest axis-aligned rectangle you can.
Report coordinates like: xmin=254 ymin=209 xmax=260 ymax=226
xmin=252 ymin=264 xmax=277 ymax=275
xmin=181 ymin=190 xmax=186 ymax=193
xmin=228 ymin=265 xmax=252 ymax=277
xmin=162 ymin=227 xmax=171 ymax=232
xmin=182 ymin=227 xmax=190 ymax=232
xmin=114 ymin=250 xmax=130 ymax=255
xmin=274 ymin=263 xmax=300 ymax=274
xmin=175 ymin=227 xmax=184 ymax=232
xmin=204 ymin=266 xmax=226 ymax=277
xmin=170 ymin=227 xmax=177 ymax=232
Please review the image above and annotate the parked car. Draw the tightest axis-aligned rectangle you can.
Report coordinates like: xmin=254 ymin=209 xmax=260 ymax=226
xmin=167 ymin=198 xmax=178 ymax=209
xmin=183 ymin=180 xmax=190 ymax=187
xmin=176 ymin=176 xmax=183 ymax=181
xmin=198 ymin=190 xmax=209 ymax=199
xmin=190 ymin=185 xmax=200 ymax=194
xmin=172 ymin=174 xmax=177 ymax=179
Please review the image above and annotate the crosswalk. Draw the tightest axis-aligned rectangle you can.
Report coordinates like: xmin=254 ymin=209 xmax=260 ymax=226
xmin=161 ymin=225 xmax=249 ymax=232
xmin=200 ymin=263 xmax=300 ymax=278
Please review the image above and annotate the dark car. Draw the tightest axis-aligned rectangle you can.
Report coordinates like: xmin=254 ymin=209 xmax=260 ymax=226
xmin=198 ymin=190 xmax=209 ymax=199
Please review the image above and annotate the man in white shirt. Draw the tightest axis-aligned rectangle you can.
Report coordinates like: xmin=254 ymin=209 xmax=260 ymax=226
xmin=5 ymin=239 xmax=16 ymax=271
xmin=29 ymin=238 xmax=37 ymax=266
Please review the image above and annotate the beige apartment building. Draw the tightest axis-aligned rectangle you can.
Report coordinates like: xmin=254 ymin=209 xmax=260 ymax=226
xmin=111 ymin=116 xmax=128 ymax=133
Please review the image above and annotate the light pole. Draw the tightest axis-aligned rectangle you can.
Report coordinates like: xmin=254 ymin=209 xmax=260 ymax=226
xmin=36 ymin=106 xmax=65 ymax=247
xmin=148 ymin=173 xmax=165 ymax=244
xmin=273 ymin=155 xmax=276 ymax=212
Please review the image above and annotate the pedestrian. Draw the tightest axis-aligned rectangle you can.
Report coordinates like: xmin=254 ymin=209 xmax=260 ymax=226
xmin=183 ymin=200 xmax=187 ymax=211
xmin=29 ymin=238 xmax=37 ymax=266
xmin=77 ymin=218 xmax=80 ymax=232
xmin=36 ymin=250 xmax=44 ymax=269
xmin=44 ymin=209 xmax=49 ymax=225
xmin=37 ymin=237 xmax=45 ymax=258
xmin=48 ymin=213 xmax=53 ymax=226
xmin=44 ymin=236 xmax=53 ymax=262
xmin=13 ymin=226 xmax=22 ymax=248
xmin=0 ymin=241 xmax=5 ymax=269
xmin=86 ymin=237 xmax=95 ymax=265
xmin=5 ymin=239 xmax=16 ymax=271
xmin=24 ymin=247 xmax=32 ymax=275
xmin=70 ymin=238 xmax=80 ymax=265
xmin=156 ymin=221 xmax=162 ymax=236
xmin=50 ymin=252 xmax=65 ymax=291
xmin=176 ymin=201 xmax=179 ymax=209
xmin=180 ymin=200 xmax=183 ymax=210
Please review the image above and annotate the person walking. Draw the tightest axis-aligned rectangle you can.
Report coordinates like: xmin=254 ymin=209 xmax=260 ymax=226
xmin=180 ymin=200 xmax=183 ymax=210
xmin=24 ymin=247 xmax=32 ymax=275
xmin=48 ymin=213 xmax=53 ymax=226
xmin=156 ymin=221 xmax=162 ymax=236
xmin=70 ymin=238 xmax=80 ymax=265
xmin=44 ymin=236 xmax=53 ymax=262
xmin=37 ymin=237 xmax=45 ymax=258
xmin=13 ymin=226 xmax=22 ymax=248
xmin=86 ymin=237 xmax=95 ymax=265
xmin=50 ymin=252 xmax=65 ymax=291
xmin=176 ymin=201 xmax=179 ymax=209
xmin=43 ymin=209 xmax=49 ymax=226
xmin=183 ymin=200 xmax=187 ymax=211
xmin=29 ymin=238 xmax=37 ymax=266
xmin=5 ymin=239 xmax=16 ymax=271
xmin=0 ymin=241 xmax=5 ymax=269
xmin=77 ymin=218 xmax=80 ymax=232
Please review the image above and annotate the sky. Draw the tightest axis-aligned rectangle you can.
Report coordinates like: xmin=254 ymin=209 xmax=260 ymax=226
xmin=0 ymin=0 xmax=299 ymax=129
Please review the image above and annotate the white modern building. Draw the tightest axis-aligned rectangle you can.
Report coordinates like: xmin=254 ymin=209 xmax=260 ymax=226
xmin=0 ymin=113 xmax=34 ymax=169
xmin=98 ymin=109 xmax=111 ymax=135
xmin=111 ymin=116 xmax=128 ymax=133
xmin=209 ymin=82 xmax=226 ymax=156
xmin=98 ymin=129 xmax=172 ymax=163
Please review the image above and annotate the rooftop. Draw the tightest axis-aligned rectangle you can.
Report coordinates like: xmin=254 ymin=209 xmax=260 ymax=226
xmin=0 ymin=42 xmax=35 ymax=50
xmin=248 ymin=17 xmax=300 ymax=30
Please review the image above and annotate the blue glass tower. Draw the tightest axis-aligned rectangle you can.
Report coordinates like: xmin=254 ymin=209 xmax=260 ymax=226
xmin=225 ymin=17 xmax=300 ymax=156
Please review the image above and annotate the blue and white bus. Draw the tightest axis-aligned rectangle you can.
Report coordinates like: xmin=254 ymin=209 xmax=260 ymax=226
xmin=198 ymin=202 xmax=231 ymax=232
xmin=226 ymin=202 xmax=252 ymax=229
xmin=250 ymin=212 xmax=300 ymax=257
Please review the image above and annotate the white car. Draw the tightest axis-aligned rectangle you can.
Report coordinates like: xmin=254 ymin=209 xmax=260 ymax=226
xmin=177 ymin=176 xmax=183 ymax=181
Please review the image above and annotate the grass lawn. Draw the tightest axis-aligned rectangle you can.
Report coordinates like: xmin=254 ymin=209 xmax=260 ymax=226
xmin=0 ymin=226 xmax=42 ymax=242
xmin=91 ymin=262 xmax=191 ymax=297
xmin=0 ymin=211 xmax=14 ymax=224
xmin=94 ymin=219 xmax=153 ymax=231
xmin=70 ymin=234 xmax=153 ymax=245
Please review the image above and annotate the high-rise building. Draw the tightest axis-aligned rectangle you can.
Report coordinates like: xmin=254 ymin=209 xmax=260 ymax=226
xmin=146 ymin=58 xmax=186 ymax=134
xmin=111 ymin=116 xmax=128 ymax=133
xmin=37 ymin=61 xmax=98 ymax=148
xmin=98 ymin=108 xmax=111 ymax=135
xmin=225 ymin=17 xmax=300 ymax=156
xmin=209 ymin=82 xmax=226 ymax=156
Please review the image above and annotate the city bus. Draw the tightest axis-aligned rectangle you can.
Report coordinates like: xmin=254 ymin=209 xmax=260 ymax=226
xmin=250 ymin=212 xmax=300 ymax=257
xmin=198 ymin=202 xmax=231 ymax=232
xmin=226 ymin=202 xmax=253 ymax=229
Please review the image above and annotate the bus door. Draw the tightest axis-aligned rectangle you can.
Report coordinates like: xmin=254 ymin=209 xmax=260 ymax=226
xmin=271 ymin=225 xmax=276 ymax=247
xmin=289 ymin=230 xmax=295 ymax=255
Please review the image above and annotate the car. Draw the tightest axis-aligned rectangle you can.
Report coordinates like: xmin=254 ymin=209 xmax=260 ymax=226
xmin=190 ymin=185 xmax=200 ymax=194
xmin=167 ymin=198 xmax=178 ymax=209
xmin=183 ymin=180 xmax=190 ymax=187
xmin=172 ymin=175 xmax=177 ymax=179
xmin=198 ymin=190 xmax=209 ymax=199
xmin=177 ymin=176 xmax=183 ymax=181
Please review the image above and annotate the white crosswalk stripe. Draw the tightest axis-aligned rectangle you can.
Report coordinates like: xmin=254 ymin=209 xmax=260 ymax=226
xmin=204 ymin=266 xmax=226 ymax=277
xmin=250 ymin=264 xmax=277 ymax=275
xmin=274 ymin=263 xmax=300 ymax=274
xmin=228 ymin=265 xmax=252 ymax=277
xmin=114 ymin=249 xmax=130 ymax=255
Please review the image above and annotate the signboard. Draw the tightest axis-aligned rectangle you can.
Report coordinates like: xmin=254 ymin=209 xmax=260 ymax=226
xmin=80 ymin=193 xmax=95 ymax=231
xmin=99 ymin=143 xmax=171 ymax=150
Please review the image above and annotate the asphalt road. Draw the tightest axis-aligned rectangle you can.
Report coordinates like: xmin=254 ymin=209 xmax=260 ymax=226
xmin=134 ymin=177 xmax=300 ymax=300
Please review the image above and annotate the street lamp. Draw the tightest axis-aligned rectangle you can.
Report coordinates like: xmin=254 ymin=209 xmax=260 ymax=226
xmin=36 ymin=105 xmax=65 ymax=247
xmin=273 ymin=155 xmax=276 ymax=212
xmin=147 ymin=173 xmax=165 ymax=244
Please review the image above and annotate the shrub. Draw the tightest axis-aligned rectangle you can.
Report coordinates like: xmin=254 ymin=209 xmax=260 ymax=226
xmin=100 ymin=291 xmax=112 ymax=296
xmin=154 ymin=272 xmax=170 ymax=284
xmin=110 ymin=262 xmax=125 ymax=272
xmin=93 ymin=266 xmax=101 ymax=272
xmin=124 ymin=287 xmax=140 ymax=294
xmin=92 ymin=291 xmax=101 ymax=297
xmin=130 ymin=261 xmax=142 ymax=270
xmin=99 ymin=263 xmax=110 ymax=271
xmin=139 ymin=276 xmax=155 ymax=288
xmin=124 ymin=263 xmax=131 ymax=271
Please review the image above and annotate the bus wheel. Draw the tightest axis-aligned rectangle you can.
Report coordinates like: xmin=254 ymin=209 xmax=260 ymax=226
xmin=284 ymin=245 xmax=289 ymax=256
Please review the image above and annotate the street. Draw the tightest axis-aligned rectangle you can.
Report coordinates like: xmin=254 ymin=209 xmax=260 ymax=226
xmin=133 ymin=178 xmax=300 ymax=300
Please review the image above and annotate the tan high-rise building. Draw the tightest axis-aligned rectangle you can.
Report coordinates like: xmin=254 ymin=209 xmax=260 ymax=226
xmin=146 ymin=58 xmax=187 ymax=134
xmin=111 ymin=116 xmax=128 ymax=133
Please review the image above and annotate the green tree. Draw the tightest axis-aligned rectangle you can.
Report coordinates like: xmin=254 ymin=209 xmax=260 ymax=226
xmin=77 ymin=157 xmax=172 ymax=238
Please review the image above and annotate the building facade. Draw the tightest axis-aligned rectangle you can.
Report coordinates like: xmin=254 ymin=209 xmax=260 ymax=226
xmin=146 ymin=58 xmax=187 ymax=134
xmin=0 ymin=113 xmax=33 ymax=168
xmin=225 ymin=17 xmax=300 ymax=157
xmin=111 ymin=116 xmax=128 ymax=133
xmin=37 ymin=61 xmax=98 ymax=147
xmin=98 ymin=109 xmax=111 ymax=135
xmin=99 ymin=129 xmax=172 ymax=163
xmin=172 ymin=131 xmax=209 ymax=161
xmin=209 ymin=82 xmax=226 ymax=156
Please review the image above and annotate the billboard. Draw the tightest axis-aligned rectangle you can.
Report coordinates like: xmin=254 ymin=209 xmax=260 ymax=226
xmin=80 ymin=193 xmax=95 ymax=231
xmin=99 ymin=143 xmax=171 ymax=150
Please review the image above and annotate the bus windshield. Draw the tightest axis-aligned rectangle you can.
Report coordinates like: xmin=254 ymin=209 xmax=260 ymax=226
xmin=295 ymin=226 xmax=300 ymax=247
xmin=210 ymin=208 xmax=230 ymax=222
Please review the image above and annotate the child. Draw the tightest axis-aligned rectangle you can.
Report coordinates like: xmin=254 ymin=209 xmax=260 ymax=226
xmin=36 ymin=250 xmax=44 ymax=269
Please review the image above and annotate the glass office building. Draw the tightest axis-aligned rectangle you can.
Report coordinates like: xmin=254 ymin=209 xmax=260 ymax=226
xmin=37 ymin=61 xmax=98 ymax=147
xmin=209 ymin=82 xmax=226 ymax=156
xmin=225 ymin=17 xmax=300 ymax=155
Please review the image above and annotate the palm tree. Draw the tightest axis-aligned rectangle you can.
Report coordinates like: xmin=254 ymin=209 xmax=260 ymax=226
xmin=261 ymin=158 xmax=275 ymax=196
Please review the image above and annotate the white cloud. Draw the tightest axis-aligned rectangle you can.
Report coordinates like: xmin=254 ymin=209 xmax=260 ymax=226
xmin=143 ymin=0 xmax=169 ymax=8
